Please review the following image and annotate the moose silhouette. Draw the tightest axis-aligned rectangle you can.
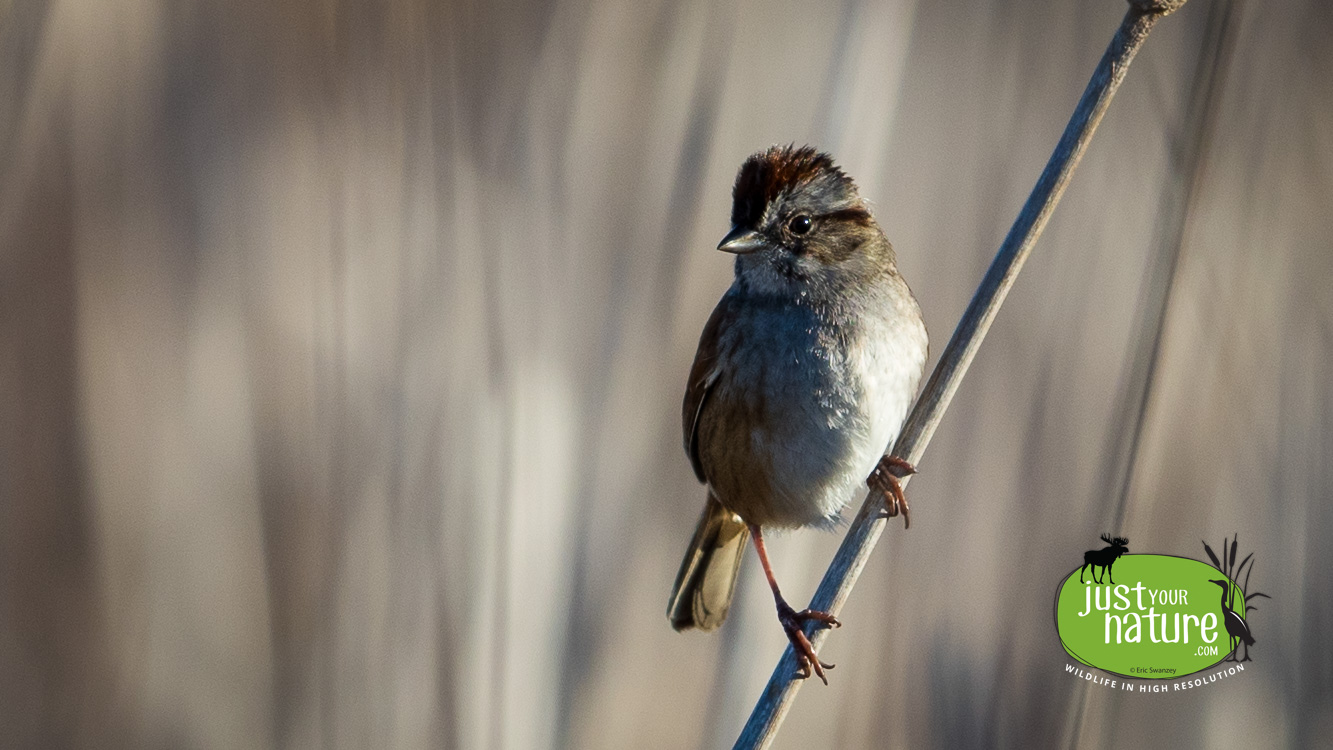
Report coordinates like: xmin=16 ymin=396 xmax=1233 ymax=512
xmin=1079 ymin=534 xmax=1129 ymax=585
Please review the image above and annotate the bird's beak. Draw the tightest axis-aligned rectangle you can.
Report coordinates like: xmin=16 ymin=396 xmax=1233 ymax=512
xmin=717 ymin=226 xmax=767 ymax=254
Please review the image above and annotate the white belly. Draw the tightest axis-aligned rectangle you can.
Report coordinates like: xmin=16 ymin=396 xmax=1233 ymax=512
xmin=710 ymin=292 xmax=927 ymax=529
xmin=771 ymin=322 xmax=922 ymax=526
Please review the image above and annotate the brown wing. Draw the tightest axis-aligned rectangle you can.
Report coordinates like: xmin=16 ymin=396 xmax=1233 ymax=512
xmin=682 ymin=293 xmax=733 ymax=483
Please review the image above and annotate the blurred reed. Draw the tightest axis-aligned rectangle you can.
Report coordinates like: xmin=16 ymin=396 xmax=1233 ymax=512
xmin=1 ymin=0 xmax=1330 ymax=749
xmin=738 ymin=2 xmax=1189 ymax=747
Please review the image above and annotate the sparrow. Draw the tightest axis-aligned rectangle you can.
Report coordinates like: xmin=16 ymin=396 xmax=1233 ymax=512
xmin=666 ymin=145 xmax=929 ymax=684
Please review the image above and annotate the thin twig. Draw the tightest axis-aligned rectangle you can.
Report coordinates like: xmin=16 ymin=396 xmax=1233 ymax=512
xmin=733 ymin=2 xmax=1189 ymax=747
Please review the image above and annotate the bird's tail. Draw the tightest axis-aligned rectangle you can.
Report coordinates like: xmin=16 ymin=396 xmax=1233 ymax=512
xmin=667 ymin=494 xmax=749 ymax=631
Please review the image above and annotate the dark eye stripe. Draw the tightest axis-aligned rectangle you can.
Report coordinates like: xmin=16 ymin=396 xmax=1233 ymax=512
xmin=819 ymin=207 xmax=873 ymax=225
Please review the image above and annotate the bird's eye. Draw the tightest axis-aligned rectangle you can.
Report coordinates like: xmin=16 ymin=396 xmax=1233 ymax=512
xmin=788 ymin=214 xmax=812 ymax=235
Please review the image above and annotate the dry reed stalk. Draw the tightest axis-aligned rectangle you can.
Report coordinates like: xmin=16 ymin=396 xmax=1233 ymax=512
xmin=734 ymin=2 xmax=1191 ymax=747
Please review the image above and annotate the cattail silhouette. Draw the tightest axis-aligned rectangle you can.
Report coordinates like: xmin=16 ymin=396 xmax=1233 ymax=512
xmin=1202 ymin=535 xmax=1270 ymax=662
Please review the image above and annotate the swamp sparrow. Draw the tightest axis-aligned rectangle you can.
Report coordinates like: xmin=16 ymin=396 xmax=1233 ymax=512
xmin=666 ymin=145 xmax=928 ymax=683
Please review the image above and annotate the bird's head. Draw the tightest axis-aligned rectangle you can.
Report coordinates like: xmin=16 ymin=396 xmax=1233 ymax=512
xmin=1208 ymin=579 xmax=1229 ymax=589
xmin=720 ymin=145 xmax=894 ymax=300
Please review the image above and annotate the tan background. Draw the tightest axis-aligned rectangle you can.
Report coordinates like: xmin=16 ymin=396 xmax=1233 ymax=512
xmin=2 ymin=0 xmax=1329 ymax=747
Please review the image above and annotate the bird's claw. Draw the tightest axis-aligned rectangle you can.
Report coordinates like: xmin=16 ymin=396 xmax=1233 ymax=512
xmin=869 ymin=455 xmax=915 ymax=528
xmin=777 ymin=601 xmax=840 ymax=685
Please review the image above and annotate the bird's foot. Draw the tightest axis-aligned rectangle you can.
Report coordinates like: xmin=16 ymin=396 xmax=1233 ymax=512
xmin=869 ymin=454 xmax=916 ymax=528
xmin=776 ymin=600 xmax=840 ymax=685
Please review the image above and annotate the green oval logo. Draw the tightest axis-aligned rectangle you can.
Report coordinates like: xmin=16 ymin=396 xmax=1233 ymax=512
xmin=1055 ymin=554 xmax=1244 ymax=679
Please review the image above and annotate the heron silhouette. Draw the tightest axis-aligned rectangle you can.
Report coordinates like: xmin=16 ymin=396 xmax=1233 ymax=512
xmin=1209 ymin=578 xmax=1254 ymax=662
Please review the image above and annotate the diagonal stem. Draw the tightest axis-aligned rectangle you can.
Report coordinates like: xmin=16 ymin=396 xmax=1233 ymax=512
xmin=733 ymin=2 xmax=1188 ymax=747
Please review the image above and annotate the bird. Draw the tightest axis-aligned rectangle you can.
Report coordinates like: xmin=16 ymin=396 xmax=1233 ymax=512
xmin=666 ymin=145 xmax=929 ymax=683
xmin=1208 ymin=579 xmax=1255 ymax=662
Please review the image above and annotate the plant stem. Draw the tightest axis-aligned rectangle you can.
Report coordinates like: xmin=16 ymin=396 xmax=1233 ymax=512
xmin=733 ymin=2 xmax=1189 ymax=747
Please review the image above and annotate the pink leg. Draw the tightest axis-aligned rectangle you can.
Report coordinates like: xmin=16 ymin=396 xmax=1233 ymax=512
xmin=868 ymin=454 xmax=917 ymax=528
xmin=750 ymin=524 xmax=840 ymax=684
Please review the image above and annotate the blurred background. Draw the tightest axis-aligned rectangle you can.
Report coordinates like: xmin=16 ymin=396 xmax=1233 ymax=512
xmin=2 ymin=0 xmax=1330 ymax=747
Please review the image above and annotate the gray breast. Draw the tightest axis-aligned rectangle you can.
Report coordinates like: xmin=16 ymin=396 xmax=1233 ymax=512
xmin=704 ymin=295 xmax=920 ymax=528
